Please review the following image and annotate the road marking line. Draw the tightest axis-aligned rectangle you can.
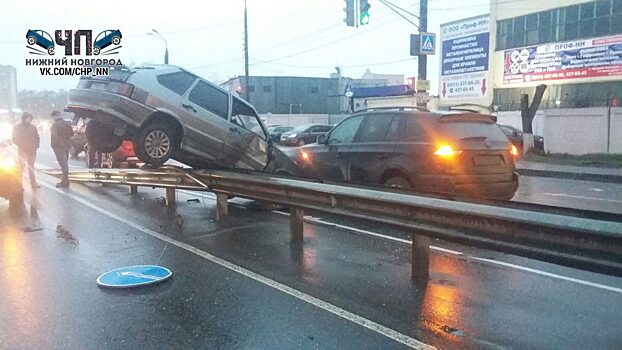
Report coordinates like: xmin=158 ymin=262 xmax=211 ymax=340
xmin=273 ymin=209 xmax=622 ymax=294
xmin=541 ymin=193 xmax=622 ymax=204
xmin=38 ymin=180 xmax=433 ymax=350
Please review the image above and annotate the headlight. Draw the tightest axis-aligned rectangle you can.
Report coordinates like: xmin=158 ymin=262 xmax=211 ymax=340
xmin=287 ymin=134 xmax=297 ymax=138
xmin=0 ymin=156 xmax=17 ymax=172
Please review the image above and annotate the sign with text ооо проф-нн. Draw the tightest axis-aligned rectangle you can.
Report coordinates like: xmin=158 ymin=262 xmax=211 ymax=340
xmin=503 ymin=34 xmax=622 ymax=85
xmin=440 ymin=15 xmax=490 ymax=100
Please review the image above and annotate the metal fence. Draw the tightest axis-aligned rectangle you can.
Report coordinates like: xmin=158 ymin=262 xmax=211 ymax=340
xmin=59 ymin=167 xmax=622 ymax=281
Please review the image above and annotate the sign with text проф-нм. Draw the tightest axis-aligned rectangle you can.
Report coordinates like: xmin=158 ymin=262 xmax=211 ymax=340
xmin=440 ymin=15 xmax=490 ymax=101
xmin=503 ymin=34 xmax=622 ymax=85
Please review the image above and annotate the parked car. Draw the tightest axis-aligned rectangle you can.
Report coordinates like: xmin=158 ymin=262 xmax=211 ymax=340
xmin=268 ymin=126 xmax=293 ymax=143
xmin=26 ymin=29 xmax=55 ymax=55
xmin=280 ymin=124 xmax=333 ymax=146
xmin=498 ymin=124 xmax=544 ymax=152
xmin=289 ymin=109 xmax=519 ymax=200
xmin=0 ymin=139 xmax=23 ymax=208
xmin=93 ymin=30 xmax=122 ymax=55
xmin=66 ymin=64 xmax=299 ymax=175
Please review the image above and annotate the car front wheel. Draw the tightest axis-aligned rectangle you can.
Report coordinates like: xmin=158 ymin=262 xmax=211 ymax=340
xmin=134 ymin=122 xmax=177 ymax=167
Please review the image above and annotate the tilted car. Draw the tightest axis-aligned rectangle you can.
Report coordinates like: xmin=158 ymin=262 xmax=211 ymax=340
xmin=280 ymin=124 xmax=333 ymax=146
xmin=289 ymin=108 xmax=519 ymax=200
xmin=66 ymin=65 xmax=298 ymax=175
xmin=498 ymin=124 xmax=544 ymax=152
xmin=26 ymin=29 xmax=55 ymax=55
xmin=93 ymin=30 xmax=122 ymax=55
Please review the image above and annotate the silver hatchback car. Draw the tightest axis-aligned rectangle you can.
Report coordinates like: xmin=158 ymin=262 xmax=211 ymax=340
xmin=66 ymin=65 xmax=298 ymax=174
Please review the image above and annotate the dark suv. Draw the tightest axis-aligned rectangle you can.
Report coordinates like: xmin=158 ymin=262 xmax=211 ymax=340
xmin=289 ymin=108 xmax=519 ymax=200
xmin=280 ymin=124 xmax=333 ymax=146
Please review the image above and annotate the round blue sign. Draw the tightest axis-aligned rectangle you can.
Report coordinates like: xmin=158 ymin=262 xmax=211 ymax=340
xmin=97 ymin=265 xmax=172 ymax=288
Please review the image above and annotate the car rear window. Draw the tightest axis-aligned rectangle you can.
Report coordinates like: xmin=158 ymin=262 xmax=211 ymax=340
xmin=439 ymin=122 xmax=508 ymax=141
xmin=157 ymin=71 xmax=196 ymax=96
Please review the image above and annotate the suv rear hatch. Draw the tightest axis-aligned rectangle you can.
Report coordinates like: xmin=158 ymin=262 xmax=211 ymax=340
xmin=75 ymin=65 xmax=135 ymax=97
xmin=436 ymin=113 xmax=515 ymax=176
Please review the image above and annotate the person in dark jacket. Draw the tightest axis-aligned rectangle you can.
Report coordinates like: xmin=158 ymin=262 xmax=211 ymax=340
xmin=12 ymin=112 xmax=40 ymax=189
xmin=50 ymin=111 xmax=74 ymax=187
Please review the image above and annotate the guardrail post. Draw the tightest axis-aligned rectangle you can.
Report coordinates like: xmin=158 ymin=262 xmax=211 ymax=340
xmin=412 ymin=233 xmax=430 ymax=283
xmin=165 ymin=188 xmax=176 ymax=207
xmin=129 ymin=185 xmax=138 ymax=195
xmin=216 ymin=193 xmax=228 ymax=221
xmin=290 ymin=207 xmax=304 ymax=243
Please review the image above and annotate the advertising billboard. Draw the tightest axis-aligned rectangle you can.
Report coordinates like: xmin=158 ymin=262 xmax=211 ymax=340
xmin=440 ymin=15 xmax=490 ymax=100
xmin=503 ymin=34 xmax=622 ymax=85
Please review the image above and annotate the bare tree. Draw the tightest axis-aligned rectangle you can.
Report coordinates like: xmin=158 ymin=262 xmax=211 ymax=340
xmin=520 ymin=84 xmax=547 ymax=154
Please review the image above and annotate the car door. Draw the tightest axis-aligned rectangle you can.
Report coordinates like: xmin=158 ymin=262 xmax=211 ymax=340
xmin=348 ymin=114 xmax=400 ymax=184
xmin=179 ymin=79 xmax=231 ymax=163
xmin=312 ymin=115 xmax=364 ymax=182
xmin=224 ymin=98 xmax=270 ymax=170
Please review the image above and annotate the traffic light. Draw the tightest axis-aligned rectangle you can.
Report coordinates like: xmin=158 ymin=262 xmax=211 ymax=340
xmin=359 ymin=0 xmax=371 ymax=25
xmin=343 ymin=0 xmax=355 ymax=27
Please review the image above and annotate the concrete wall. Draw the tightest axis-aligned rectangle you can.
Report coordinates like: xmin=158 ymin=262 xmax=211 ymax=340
xmin=496 ymin=107 xmax=622 ymax=154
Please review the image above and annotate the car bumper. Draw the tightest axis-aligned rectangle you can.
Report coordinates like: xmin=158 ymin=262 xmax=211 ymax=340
xmin=66 ymin=89 xmax=155 ymax=130
xmin=416 ymin=172 xmax=519 ymax=201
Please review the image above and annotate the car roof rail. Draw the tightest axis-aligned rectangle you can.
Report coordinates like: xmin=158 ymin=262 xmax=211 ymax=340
xmin=355 ymin=106 xmax=431 ymax=113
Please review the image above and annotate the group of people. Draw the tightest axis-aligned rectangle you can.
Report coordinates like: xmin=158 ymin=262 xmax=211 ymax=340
xmin=11 ymin=111 xmax=74 ymax=188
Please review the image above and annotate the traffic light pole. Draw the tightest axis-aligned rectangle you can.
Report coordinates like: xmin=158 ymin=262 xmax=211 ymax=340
xmin=244 ymin=0 xmax=250 ymax=103
xmin=417 ymin=0 xmax=428 ymax=106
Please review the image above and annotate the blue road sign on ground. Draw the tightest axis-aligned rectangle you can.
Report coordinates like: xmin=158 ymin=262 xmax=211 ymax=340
xmin=419 ymin=32 xmax=436 ymax=55
xmin=97 ymin=265 xmax=172 ymax=288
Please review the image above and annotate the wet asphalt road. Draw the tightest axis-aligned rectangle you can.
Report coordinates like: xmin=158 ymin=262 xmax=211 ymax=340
xmin=0 ymin=142 xmax=621 ymax=349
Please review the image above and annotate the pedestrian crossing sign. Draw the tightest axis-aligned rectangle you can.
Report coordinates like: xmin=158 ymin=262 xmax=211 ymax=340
xmin=419 ymin=32 xmax=436 ymax=55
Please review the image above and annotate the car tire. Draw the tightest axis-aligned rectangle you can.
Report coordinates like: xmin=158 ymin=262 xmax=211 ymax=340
xmin=112 ymin=37 xmax=121 ymax=45
xmin=93 ymin=47 xmax=100 ymax=55
xmin=85 ymin=120 xmax=123 ymax=153
xmin=27 ymin=36 xmax=36 ymax=45
xmin=383 ymin=176 xmax=411 ymax=189
xmin=47 ymin=47 xmax=55 ymax=55
xmin=134 ymin=122 xmax=177 ymax=167
xmin=297 ymin=139 xmax=306 ymax=147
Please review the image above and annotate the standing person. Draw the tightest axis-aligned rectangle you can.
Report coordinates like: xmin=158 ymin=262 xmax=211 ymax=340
xmin=50 ymin=111 xmax=74 ymax=188
xmin=12 ymin=112 xmax=40 ymax=189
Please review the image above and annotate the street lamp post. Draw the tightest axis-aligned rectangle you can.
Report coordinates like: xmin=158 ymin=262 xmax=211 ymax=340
xmin=148 ymin=29 xmax=169 ymax=64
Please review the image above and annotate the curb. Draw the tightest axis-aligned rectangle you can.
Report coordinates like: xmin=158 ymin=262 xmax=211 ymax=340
xmin=516 ymin=168 xmax=622 ymax=184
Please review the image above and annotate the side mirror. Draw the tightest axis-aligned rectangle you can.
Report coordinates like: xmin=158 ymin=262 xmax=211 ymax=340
xmin=317 ymin=134 xmax=327 ymax=144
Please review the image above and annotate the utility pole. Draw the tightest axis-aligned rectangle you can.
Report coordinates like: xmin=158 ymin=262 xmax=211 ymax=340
xmin=417 ymin=0 xmax=428 ymax=105
xmin=244 ymin=0 xmax=250 ymax=102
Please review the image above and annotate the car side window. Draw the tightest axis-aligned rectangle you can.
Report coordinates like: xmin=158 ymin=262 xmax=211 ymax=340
xmin=357 ymin=115 xmax=393 ymax=143
xmin=231 ymin=98 xmax=267 ymax=140
xmin=385 ymin=115 xmax=404 ymax=142
xmin=319 ymin=126 xmax=332 ymax=132
xmin=157 ymin=72 xmax=196 ymax=96
xmin=405 ymin=116 xmax=428 ymax=141
xmin=188 ymin=80 xmax=229 ymax=119
xmin=327 ymin=116 xmax=364 ymax=145
xmin=309 ymin=126 xmax=321 ymax=133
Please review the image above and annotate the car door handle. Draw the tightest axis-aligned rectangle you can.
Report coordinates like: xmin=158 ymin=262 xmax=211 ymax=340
xmin=182 ymin=104 xmax=197 ymax=113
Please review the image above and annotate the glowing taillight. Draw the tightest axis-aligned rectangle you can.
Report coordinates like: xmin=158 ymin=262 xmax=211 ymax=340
xmin=434 ymin=145 xmax=462 ymax=158
xmin=511 ymin=145 xmax=519 ymax=157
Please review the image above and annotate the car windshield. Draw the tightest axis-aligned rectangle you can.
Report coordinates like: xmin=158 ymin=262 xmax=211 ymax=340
xmin=290 ymin=124 xmax=310 ymax=133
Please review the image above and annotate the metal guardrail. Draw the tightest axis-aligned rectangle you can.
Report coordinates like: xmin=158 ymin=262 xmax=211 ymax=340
xmin=57 ymin=167 xmax=622 ymax=280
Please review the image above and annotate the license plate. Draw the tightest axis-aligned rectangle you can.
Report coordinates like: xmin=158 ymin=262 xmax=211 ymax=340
xmin=473 ymin=155 xmax=503 ymax=166
xmin=90 ymin=82 xmax=108 ymax=90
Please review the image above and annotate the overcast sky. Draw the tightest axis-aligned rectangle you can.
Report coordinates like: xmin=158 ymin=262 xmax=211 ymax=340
xmin=0 ymin=0 xmax=489 ymax=94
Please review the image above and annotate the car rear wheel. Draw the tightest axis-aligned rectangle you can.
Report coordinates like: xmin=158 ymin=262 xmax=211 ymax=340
xmin=27 ymin=36 xmax=36 ymax=45
xmin=297 ymin=139 xmax=306 ymax=147
xmin=134 ymin=122 xmax=177 ymax=167
xmin=383 ymin=176 xmax=411 ymax=189
xmin=85 ymin=120 xmax=123 ymax=153
xmin=47 ymin=47 xmax=54 ymax=55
